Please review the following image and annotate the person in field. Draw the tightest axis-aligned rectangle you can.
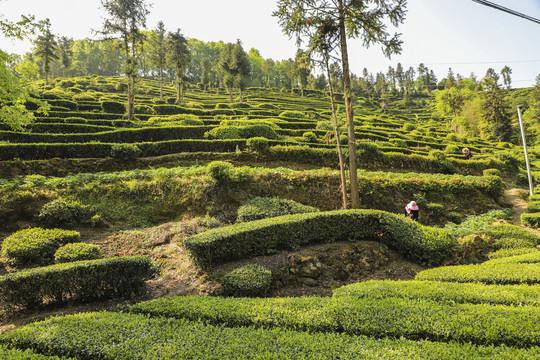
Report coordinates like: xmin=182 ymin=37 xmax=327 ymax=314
xmin=404 ymin=201 xmax=419 ymax=221
xmin=462 ymin=147 xmax=473 ymax=160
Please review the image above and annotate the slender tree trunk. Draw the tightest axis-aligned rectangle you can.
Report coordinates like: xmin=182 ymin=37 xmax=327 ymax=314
xmin=229 ymin=87 xmax=233 ymax=103
xmin=338 ymin=1 xmax=360 ymax=209
xmin=159 ymin=66 xmax=163 ymax=100
xmin=240 ymin=88 xmax=244 ymax=103
xmin=176 ymin=76 xmax=181 ymax=103
xmin=326 ymin=59 xmax=348 ymax=209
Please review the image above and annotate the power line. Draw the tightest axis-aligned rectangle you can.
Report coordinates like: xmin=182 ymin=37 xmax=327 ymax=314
xmin=471 ymin=0 xmax=540 ymax=25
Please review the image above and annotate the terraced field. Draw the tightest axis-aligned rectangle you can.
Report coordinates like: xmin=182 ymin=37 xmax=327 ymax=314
xmin=0 ymin=76 xmax=539 ymax=359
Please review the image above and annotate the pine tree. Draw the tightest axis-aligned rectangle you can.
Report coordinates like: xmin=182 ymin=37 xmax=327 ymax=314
xmin=33 ymin=18 xmax=58 ymax=84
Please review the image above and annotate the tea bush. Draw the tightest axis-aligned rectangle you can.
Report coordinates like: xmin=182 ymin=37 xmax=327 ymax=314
xmin=0 ymin=256 xmax=158 ymax=308
xmin=130 ymin=294 xmax=540 ymax=348
xmin=184 ymin=210 xmax=455 ymax=268
xmin=111 ymin=144 xmax=141 ymax=161
xmin=100 ymin=100 xmax=125 ymax=114
xmin=38 ymin=198 xmax=91 ymax=228
xmin=237 ymin=197 xmax=319 ymax=222
xmin=3 ymin=312 xmax=539 ymax=359
xmin=333 ymin=280 xmax=540 ymax=306
xmin=1 ymin=228 xmax=80 ymax=266
xmin=246 ymin=137 xmax=270 ymax=154
xmin=221 ymin=264 xmax=272 ymax=297
xmin=488 ymin=247 xmax=538 ymax=259
xmin=54 ymin=242 xmax=102 ymax=263
xmin=415 ymin=262 xmax=540 ymax=285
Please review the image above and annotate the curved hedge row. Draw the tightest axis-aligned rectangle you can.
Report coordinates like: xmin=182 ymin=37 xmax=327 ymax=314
xmin=415 ymin=263 xmax=540 ymax=285
xmin=184 ymin=209 xmax=455 ymax=268
xmin=483 ymin=251 xmax=540 ymax=265
xmin=130 ymin=294 xmax=540 ymax=347
xmin=332 ymin=280 xmax=540 ymax=306
xmin=0 ymin=256 xmax=158 ymax=308
xmin=2 ymin=312 xmax=538 ymax=359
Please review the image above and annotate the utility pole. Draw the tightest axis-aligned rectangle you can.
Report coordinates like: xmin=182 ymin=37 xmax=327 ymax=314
xmin=516 ymin=106 xmax=534 ymax=196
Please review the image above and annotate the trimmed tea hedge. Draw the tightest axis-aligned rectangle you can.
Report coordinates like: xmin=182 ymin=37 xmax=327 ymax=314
xmin=221 ymin=264 xmax=273 ymax=297
xmin=236 ymin=197 xmax=319 ymax=222
xmin=184 ymin=209 xmax=455 ymax=268
xmin=0 ymin=256 xmax=158 ymax=308
xmin=488 ymin=247 xmax=538 ymax=259
xmin=130 ymin=294 xmax=540 ymax=347
xmin=332 ymin=280 xmax=540 ymax=306
xmin=0 ymin=346 xmax=69 ymax=359
xmin=415 ymin=263 xmax=540 ymax=285
xmin=2 ymin=312 xmax=539 ymax=359
xmin=521 ymin=212 xmax=540 ymax=228
xmin=54 ymin=242 xmax=102 ymax=263
xmin=483 ymin=251 xmax=540 ymax=265
xmin=1 ymin=228 xmax=80 ymax=266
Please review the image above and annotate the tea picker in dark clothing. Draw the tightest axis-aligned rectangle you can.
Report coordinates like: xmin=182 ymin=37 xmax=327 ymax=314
xmin=404 ymin=201 xmax=419 ymax=221
xmin=462 ymin=147 xmax=473 ymax=160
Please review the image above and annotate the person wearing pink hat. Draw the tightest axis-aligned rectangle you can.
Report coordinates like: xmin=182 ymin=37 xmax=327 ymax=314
xmin=405 ymin=201 xmax=419 ymax=221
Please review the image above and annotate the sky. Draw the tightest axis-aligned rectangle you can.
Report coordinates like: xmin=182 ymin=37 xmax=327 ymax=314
xmin=1 ymin=0 xmax=539 ymax=88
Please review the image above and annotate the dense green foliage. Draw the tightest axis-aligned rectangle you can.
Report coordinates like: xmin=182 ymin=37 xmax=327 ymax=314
xmin=130 ymin=294 xmax=540 ymax=347
xmin=1 ymin=228 xmax=80 ymax=266
xmin=3 ymin=312 xmax=539 ymax=359
xmin=37 ymin=198 xmax=91 ymax=228
xmin=237 ymin=197 xmax=319 ymax=222
xmin=416 ymin=263 xmax=540 ymax=285
xmin=54 ymin=242 xmax=102 ymax=263
xmin=333 ymin=280 xmax=540 ymax=306
xmin=0 ymin=256 xmax=158 ymax=308
xmin=184 ymin=209 xmax=455 ymax=268
xmin=221 ymin=264 xmax=273 ymax=297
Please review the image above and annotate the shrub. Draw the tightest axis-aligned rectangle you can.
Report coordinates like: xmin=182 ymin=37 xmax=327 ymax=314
xmin=521 ymin=212 xmax=540 ymax=228
xmin=429 ymin=150 xmax=457 ymax=174
xmin=184 ymin=210 xmax=455 ymax=269
xmin=72 ymin=93 xmax=96 ymax=102
xmin=279 ymin=110 xmax=306 ymax=119
xmin=215 ymin=103 xmax=231 ymax=109
xmin=54 ymin=243 xmax=102 ymax=263
xmin=205 ymin=126 xmax=242 ymax=139
xmin=0 ymin=256 xmax=158 ymax=308
xmin=483 ymin=168 xmax=501 ymax=177
xmin=1 ymin=228 xmax=80 ymax=266
xmin=488 ymin=247 xmax=538 ymax=259
xmin=101 ymin=100 xmax=126 ymax=114
xmin=6 ymin=312 xmax=540 ymax=359
xmin=302 ymin=131 xmax=318 ymax=143
xmin=134 ymin=105 xmax=153 ymax=115
xmin=333 ymin=279 xmax=540 ymax=307
xmin=230 ymin=102 xmax=252 ymax=109
xmin=207 ymin=161 xmax=234 ymax=185
xmin=111 ymin=144 xmax=141 ymax=161
xmin=246 ymin=137 xmax=270 ymax=155
xmin=444 ymin=144 xmax=460 ymax=154
xmin=237 ymin=197 xmax=319 ymax=222
xmin=221 ymin=264 xmax=272 ymax=297
xmin=357 ymin=141 xmax=383 ymax=160
xmin=257 ymin=103 xmax=278 ymax=109
xmin=38 ymin=198 xmax=90 ymax=228
xmin=415 ymin=262 xmax=540 ymax=285
xmin=241 ymin=124 xmax=279 ymax=140
xmin=131 ymin=293 xmax=540 ymax=348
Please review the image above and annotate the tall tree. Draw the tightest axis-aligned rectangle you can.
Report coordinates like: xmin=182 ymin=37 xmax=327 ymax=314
xmin=262 ymin=58 xmax=274 ymax=88
xmin=481 ymin=68 xmax=512 ymax=141
xmin=233 ymin=41 xmax=252 ymax=103
xmin=57 ymin=36 xmax=73 ymax=77
xmin=295 ymin=48 xmax=311 ymax=96
xmin=501 ymin=65 xmax=512 ymax=90
xmin=274 ymin=0 xmax=407 ymax=208
xmin=147 ymin=21 xmax=167 ymax=99
xmin=166 ymin=28 xmax=191 ymax=103
xmin=445 ymin=67 xmax=457 ymax=89
xmin=33 ymin=18 xmax=58 ymax=84
xmin=218 ymin=42 xmax=236 ymax=102
xmin=0 ymin=8 xmax=48 ymax=131
xmin=98 ymin=0 xmax=150 ymax=120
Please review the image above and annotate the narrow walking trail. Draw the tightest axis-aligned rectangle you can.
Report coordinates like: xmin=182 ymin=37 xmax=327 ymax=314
xmin=503 ymin=188 xmax=540 ymax=241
